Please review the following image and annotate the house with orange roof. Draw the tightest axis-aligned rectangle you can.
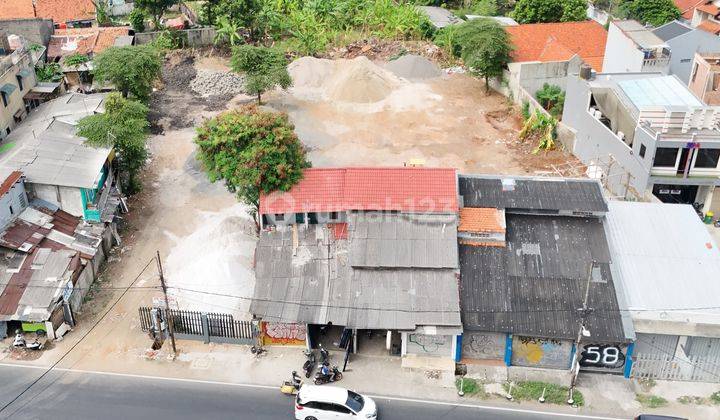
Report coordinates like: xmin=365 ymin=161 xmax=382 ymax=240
xmin=0 ymin=0 xmax=97 ymax=29
xmin=676 ymin=0 xmax=706 ymax=21
xmin=499 ymin=21 xmax=607 ymax=104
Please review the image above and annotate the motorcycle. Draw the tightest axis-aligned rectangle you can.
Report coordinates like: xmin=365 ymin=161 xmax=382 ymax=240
xmin=12 ymin=330 xmax=25 ymax=347
xmin=280 ymin=371 xmax=302 ymax=395
xmin=12 ymin=330 xmax=44 ymax=350
xmin=302 ymin=349 xmax=316 ymax=378
xmin=314 ymin=363 xmax=343 ymax=385
xmin=318 ymin=344 xmax=330 ymax=365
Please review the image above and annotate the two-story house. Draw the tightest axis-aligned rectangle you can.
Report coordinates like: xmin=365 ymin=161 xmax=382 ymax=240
xmin=0 ymin=31 xmax=37 ymax=141
xmin=602 ymin=21 xmax=671 ymax=75
xmin=563 ymin=71 xmax=720 ymax=210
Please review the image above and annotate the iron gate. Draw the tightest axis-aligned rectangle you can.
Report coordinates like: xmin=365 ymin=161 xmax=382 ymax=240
xmin=139 ymin=307 xmax=257 ymax=345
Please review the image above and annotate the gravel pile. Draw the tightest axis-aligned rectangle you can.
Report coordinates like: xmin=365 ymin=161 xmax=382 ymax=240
xmin=384 ymin=54 xmax=442 ymax=80
xmin=190 ymin=70 xmax=246 ymax=97
xmin=162 ymin=56 xmax=197 ymax=90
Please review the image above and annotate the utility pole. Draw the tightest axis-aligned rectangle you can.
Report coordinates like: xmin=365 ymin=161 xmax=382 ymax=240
xmin=156 ymin=250 xmax=177 ymax=356
xmin=569 ymin=260 xmax=596 ymax=404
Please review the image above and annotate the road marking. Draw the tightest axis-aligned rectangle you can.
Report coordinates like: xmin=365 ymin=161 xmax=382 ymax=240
xmin=0 ymin=363 xmax=623 ymax=419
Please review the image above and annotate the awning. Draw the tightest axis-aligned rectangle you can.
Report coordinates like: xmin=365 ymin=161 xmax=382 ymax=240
xmin=0 ymin=83 xmax=17 ymax=95
xmin=18 ymin=69 xmax=32 ymax=78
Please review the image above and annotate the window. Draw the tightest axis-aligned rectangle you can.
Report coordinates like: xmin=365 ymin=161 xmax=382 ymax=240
xmin=9 ymin=205 xmax=13 ymax=215
xmin=327 ymin=404 xmax=352 ymax=414
xmin=274 ymin=213 xmax=285 ymax=221
xmin=653 ymin=147 xmax=679 ymax=167
xmin=295 ymin=213 xmax=305 ymax=223
xmin=346 ymin=391 xmax=365 ymax=413
xmin=18 ymin=193 xmax=27 ymax=209
xmin=639 ymin=144 xmax=646 ymax=159
xmin=692 ymin=63 xmax=699 ymax=82
xmin=694 ymin=148 xmax=720 ymax=168
xmin=330 ymin=211 xmax=338 ymax=220
xmin=1 ymin=92 xmax=7 ymax=107
xmin=16 ymin=75 xmax=23 ymax=91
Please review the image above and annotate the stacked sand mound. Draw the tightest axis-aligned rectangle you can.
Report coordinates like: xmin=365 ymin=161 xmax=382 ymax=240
xmin=384 ymin=54 xmax=442 ymax=80
xmin=289 ymin=56 xmax=403 ymax=104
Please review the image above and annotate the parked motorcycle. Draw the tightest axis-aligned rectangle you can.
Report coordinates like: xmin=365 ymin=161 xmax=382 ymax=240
xmin=318 ymin=344 xmax=330 ymax=365
xmin=280 ymin=371 xmax=302 ymax=395
xmin=12 ymin=330 xmax=25 ymax=347
xmin=313 ymin=363 xmax=343 ymax=385
xmin=302 ymin=349 xmax=316 ymax=378
xmin=12 ymin=330 xmax=44 ymax=350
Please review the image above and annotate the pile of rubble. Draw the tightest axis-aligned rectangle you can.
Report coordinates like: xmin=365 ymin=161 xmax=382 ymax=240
xmin=190 ymin=70 xmax=246 ymax=97
xmin=322 ymin=38 xmax=448 ymax=64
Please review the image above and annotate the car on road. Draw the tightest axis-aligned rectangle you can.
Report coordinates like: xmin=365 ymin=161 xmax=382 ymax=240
xmin=634 ymin=415 xmax=687 ymax=420
xmin=295 ymin=384 xmax=378 ymax=419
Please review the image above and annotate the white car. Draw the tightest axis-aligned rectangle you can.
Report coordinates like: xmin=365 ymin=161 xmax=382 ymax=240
xmin=295 ymin=384 xmax=378 ymax=419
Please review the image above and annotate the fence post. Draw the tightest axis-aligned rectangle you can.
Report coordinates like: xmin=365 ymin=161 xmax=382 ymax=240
xmin=201 ymin=313 xmax=210 ymax=344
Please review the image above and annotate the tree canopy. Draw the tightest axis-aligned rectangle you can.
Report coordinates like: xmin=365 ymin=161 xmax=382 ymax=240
xmin=619 ymin=0 xmax=681 ymax=27
xmin=135 ymin=0 xmax=179 ymax=29
xmin=77 ymin=93 xmax=150 ymax=193
xmin=92 ymin=45 xmax=162 ymax=101
xmin=194 ymin=106 xmax=310 ymax=224
xmin=511 ymin=0 xmax=588 ymax=24
xmin=230 ymin=45 xmax=292 ymax=104
xmin=452 ymin=18 xmax=513 ymax=91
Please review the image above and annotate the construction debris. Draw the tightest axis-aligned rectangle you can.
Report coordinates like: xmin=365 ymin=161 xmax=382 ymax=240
xmin=190 ymin=70 xmax=246 ymax=97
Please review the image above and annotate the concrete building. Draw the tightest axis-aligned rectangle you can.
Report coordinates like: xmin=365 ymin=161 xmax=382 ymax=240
xmin=688 ymin=52 xmax=720 ymax=105
xmin=0 ymin=18 xmax=54 ymax=50
xmin=602 ymin=21 xmax=671 ymax=75
xmin=563 ymin=72 xmax=720 ymax=210
xmin=690 ymin=1 xmax=720 ymax=34
xmin=0 ymin=92 xmax=121 ymax=223
xmin=0 ymin=33 xmax=37 ymax=141
xmin=253 ymin=168 xmax=462 ymax=367
xmin=457 ymin=176 xmax=634 ymax=380
xmin=652 ymin=20 xmax=720 ymax=84
xmin=606 ymin=201 xmax=720 ymax=382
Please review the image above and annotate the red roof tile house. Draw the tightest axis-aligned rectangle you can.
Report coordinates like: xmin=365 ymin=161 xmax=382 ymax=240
xmin=499 ymin=21 xmax=608 ymax=109
xmin=259 ymin=167 xmax=458 ymax=227
xmin=0 ymin=0 xmax=96 ymax=27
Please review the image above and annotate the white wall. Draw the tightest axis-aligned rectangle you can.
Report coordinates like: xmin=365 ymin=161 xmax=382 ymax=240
xmin=667 ymin=30 xmax=720 ymax=84
xmin=0 ymin=180 xmax=27 ymax=229
xmin=603 ymin=22 xmax=645 ymax=73
xmin=30 ymin=183 xmax=84 ymax=217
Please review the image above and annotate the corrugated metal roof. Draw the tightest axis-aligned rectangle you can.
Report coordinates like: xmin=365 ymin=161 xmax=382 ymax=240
xmin=260 ymin=167 xmax=458 ymax=215
xmin=605 ymin=201 xmax=720 ymax=324
xmin=459 ymin=175 xmax=608 ymax=214
xmin=652 ymin=20 xmax=693 ymax=42
xmin=459 ymin=214 xmax=627 ymax=342
xmin=618 ymin=76 xmax=703 ymax=109
xmin=0 ymin=93 xmax=110 ymax=189
xmin=349 ymin=213 xmax=458 ymax=269
xmin=251 ymin=224 xmax=461 ymax=330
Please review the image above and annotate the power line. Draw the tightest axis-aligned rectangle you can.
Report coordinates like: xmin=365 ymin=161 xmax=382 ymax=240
xmin=0 ymin=257 xmax=156 ymax=416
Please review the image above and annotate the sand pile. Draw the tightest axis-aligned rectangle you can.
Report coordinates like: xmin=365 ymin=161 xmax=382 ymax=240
xmin=289 ymin=56 xmax=402 ymax=104
xmin=384 ymin=54 xmax=442 ymax=80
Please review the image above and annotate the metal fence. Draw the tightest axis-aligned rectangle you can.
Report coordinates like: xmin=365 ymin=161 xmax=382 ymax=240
xmin=139 ymin=307 xmax=257 ymax=345
xmin=631 ymin=353 xmax=720 ymax=383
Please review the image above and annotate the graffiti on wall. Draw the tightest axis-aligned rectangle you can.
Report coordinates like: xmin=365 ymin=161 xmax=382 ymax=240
xmin=262 ymin=322 xmax=306 ymax=346
xmin=462 ymin=332 xmax=506 ymax=360
xmin=406 ymin=334 xmax=452 ymax=357
xmin=511 ymin=336 xmax=573 ymax=369
xmin=579 ymin=344 xmax=626 ymax=371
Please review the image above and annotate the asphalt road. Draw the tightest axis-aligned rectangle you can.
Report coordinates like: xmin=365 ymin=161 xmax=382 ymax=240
xmin=0 ymin=365 xmax=618 ymax=420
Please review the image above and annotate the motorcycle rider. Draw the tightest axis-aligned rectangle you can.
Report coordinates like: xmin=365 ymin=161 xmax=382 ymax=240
xmin=320 ymin=362 xmax=333 ymax=381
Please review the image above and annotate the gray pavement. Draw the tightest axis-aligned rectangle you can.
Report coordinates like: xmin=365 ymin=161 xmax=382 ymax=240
xmin=0 ymin=365 xmax=618 ymax=420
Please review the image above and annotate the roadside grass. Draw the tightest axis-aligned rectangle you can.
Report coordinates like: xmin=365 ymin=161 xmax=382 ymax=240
xmin=677 ymin=395 xmax=705 ymax=405
xmin=636 ymin=394 xmax=668 ymax=408
xmin=455 ymin=377 xmax=488 ymax=399
xmin=503 ymin=381 xmax=583 ymax=406
xmin=711 ymin=391 xmax=720 ymax=405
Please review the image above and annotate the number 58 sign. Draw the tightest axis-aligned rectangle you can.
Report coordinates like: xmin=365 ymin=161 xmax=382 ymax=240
xmin=579 ymin=344 xmax=626 ymax=369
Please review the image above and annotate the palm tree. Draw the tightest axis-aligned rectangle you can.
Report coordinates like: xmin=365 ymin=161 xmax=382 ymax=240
xmin=214 ymin=16 xmax=243 ymax=46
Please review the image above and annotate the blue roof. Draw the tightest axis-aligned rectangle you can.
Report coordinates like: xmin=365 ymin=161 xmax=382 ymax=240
xmin=618 ymin=76 xmax=703 ymax=109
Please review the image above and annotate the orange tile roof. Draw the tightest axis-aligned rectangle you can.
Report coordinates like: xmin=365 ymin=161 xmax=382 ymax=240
xmin=698 ymin=19 xmax=720 ymax=34
xmin=0 ymin=0 xmax=35 ymax=20
xmin=35 ymin=0 xmax=95 ymax=24
xmin=697 ymin=3 xmax=720 ymax=15
xmin=260 ymin=167 xmax=458 ymax=215
xmin=675 ymin=0 xmax=707 ymax=20
xmin=505 ymin=21 xmax=608 ymax=71
xmin=50 ymin=27 xmax=129 ymax=59
xmin=458 ymin=208 xmax=505 ymax=234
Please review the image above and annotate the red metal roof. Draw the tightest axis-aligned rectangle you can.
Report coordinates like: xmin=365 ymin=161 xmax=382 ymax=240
xmin=260 ymin=167 xmax=458 ymax=215
xmin=0 ymin=171 xmax=22 ymax=198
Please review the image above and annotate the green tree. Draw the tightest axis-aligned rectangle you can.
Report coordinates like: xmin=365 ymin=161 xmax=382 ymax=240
xmin=511 ymin=0 xmax=588 ymax=23
xmin=535 ymin=83 xmax=565 ymax=117
xmin=129 ymin=9 xmax=146 ymax=33
xmin=201 ymin=0 xmax=263 ymax=38
xmin=64 ymin=53 xmax=90 ymax=68
xmin=35 ymin=62 xmax=63 ymax=82
xmin=135 ymin=0 xmax=179 ymax=29
xmin=230 ymin=45 xmax=292 ymax=104
xmin=93 ymin=45 xmax=162 ymax=101
xmin=92 ymin=0 xmax=112 ymax=26
xmin=619 ymin=0 xmax=680 ymax=27
xmin=453 ymin=18 xmax=512 ymax=92
xmin=194 ymin=106 xmax=310 ymax=226
xmin=214 ymin=15 xmax=244 ymax=46
xmin=77 ymin=93 xmax=150 ymax=193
